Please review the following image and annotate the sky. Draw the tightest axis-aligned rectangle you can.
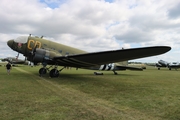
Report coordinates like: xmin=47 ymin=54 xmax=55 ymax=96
xmin=1 ymin=0 xmax=180 ymax=63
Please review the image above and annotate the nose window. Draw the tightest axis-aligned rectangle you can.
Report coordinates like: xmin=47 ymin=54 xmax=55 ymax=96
xmin=14 ymin=36 xmax=28 ymax=43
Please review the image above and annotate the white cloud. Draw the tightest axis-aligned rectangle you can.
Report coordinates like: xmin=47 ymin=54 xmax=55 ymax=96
xmin=0 ymin=0 xmax=180 ymax=62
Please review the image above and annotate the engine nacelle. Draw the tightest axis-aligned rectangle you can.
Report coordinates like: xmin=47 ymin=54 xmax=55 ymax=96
xmin=32 ymin=48 xmax=59 ymax=63
xmin=33 ymin=48 xmax=46 ymax=62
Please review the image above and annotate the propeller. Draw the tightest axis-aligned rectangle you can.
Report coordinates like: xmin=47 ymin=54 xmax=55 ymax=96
xmin=16 ymin=53 xmax=19 ymax=61
xmin=24 ymin=57 xmax=27 ymax=62
xmin=29 ymin=44 xmax=38 ymax=65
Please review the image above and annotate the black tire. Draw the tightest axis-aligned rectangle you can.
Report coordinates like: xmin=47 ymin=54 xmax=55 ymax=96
xmin=39 ymin=68 xmax=47 ymax=74
xmin=49 ymin=69 xmax=59 ymax=78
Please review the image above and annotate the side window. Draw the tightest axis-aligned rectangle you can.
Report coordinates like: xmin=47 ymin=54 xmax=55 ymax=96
xmin=66 ymin=52 xmax=69 ymax=55
xmin=59 ymin=50 xmax=62 ymax=53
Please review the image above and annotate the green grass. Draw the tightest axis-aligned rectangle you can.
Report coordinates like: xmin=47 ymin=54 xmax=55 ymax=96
xmin=0 ymin=65 xmax=180 ymax=120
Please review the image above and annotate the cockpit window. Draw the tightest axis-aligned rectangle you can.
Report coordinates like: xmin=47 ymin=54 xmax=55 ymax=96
xmin=14 ymin=36 xmax=28 ymax=43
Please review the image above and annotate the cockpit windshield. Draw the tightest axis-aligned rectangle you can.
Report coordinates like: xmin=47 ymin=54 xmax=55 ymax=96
xmin=14 ymin=36 xmax=28 ymax=43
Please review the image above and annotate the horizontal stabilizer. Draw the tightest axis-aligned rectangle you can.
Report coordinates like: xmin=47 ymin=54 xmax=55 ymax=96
xmin=116 ymin=65 xmax=143 ymax=71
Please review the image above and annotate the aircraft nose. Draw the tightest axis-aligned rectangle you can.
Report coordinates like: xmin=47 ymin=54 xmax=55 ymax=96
xmin=7 ymin=39 xmax=14 ymax=48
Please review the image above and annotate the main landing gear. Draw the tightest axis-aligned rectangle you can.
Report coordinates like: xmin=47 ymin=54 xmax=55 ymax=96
xmin=39 ymin=68 xmax=47 ymax=74
xmin=49 ymin=68 xmax=59 ymax=77
xmin=113 ymin=70 xmax=118 ymax=75
xmin=39 ymin=65 xmax=65 ymax=78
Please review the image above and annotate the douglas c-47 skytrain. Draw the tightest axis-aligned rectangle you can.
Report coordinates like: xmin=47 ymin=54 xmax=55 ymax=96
xmin=7 ymin=35 xmax=171 ymax=77
xmin=156 ymin=60 xmax=180 ymax=70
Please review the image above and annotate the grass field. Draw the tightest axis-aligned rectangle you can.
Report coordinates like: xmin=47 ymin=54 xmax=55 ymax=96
xmin=0 ymin=65 xmax=180 ymax=120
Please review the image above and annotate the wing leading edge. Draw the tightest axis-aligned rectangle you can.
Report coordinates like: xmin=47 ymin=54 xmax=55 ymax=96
xmin=53 ymin=46 xmax=171 ymax=67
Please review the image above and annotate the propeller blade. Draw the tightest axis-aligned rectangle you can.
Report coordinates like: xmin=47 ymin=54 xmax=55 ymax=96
xmin=29 ymin=44 xmax=38 ymax=63
xmin=16 ymin=53 xmax=19 ymax=61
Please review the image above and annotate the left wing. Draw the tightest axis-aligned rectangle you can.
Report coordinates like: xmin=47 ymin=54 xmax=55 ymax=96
xmin=53 ymin=46 xmax=171 ymax=67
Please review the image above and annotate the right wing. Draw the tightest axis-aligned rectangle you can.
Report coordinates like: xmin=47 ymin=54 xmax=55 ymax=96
xmin=53 ymin=46 xmax=171 ymax=67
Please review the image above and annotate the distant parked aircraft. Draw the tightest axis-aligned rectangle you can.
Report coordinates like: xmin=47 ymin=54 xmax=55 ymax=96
xmin=1 ymin=57 xmax=28 ymax=66
xmin=156 ymin=60 xmax=180 ymax=70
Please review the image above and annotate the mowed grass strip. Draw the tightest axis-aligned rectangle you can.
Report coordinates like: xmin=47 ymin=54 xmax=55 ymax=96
xmin=0 ymin=65 xmax=180 ymax=120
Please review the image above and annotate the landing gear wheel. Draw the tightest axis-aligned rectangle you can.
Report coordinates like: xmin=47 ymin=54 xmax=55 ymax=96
xmin=49 ymin=69 xmax=59 ymax=78
xmin=39 ymin=68 xmax=47 ymax=75
xmin=114 ymin=72 xmax=118 ymax=75
xmin=113 ymin=70 xmax=118 ymax=75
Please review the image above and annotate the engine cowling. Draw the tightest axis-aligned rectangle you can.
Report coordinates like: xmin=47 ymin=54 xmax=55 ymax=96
xmin=33 ymin=48 xmax=47 ymax=62
xmin=31 ymin=48 xmax=59 ymax=63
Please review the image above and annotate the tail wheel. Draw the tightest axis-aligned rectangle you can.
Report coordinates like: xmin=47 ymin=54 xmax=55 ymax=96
xmin=49 ymin=69 xmax=59 ymax=78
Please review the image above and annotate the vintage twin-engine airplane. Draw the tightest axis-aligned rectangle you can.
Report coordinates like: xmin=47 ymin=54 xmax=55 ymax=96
xmin=156 ymin=60 xmax=180 ymax=70
xmin=1 ymin=57 xmax=26 ymax=65
xmin=7 ymin=35 xmax=171 ymax=77
xmin=1 ymin=54 xmax=29 ymax=66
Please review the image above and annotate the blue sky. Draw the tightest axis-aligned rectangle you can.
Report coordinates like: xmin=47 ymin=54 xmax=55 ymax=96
xmin=105 ymin=0 xmax=114 ymax=3
xmin=40 ymin=0 xmax=115 ymax=9
xmin=39 ymin=0 xmax=66 ymax=8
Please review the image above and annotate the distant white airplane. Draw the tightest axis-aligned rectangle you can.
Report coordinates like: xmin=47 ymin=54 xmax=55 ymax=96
xmin=156 ymin=60 xmax=180 ymax=70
